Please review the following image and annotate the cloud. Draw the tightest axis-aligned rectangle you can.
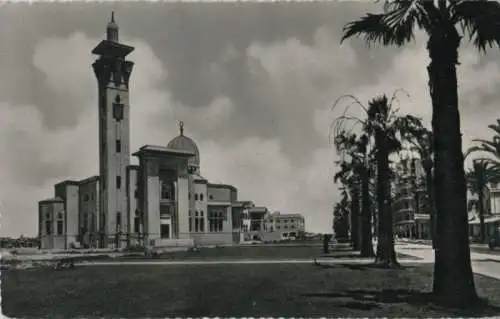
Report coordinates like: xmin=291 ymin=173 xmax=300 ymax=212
xmin=1 ymin=29 xmax=338 ymax=236
xmin=0 ymin=33 xmax=184 ymax=236
xmin=201 ymin=137 xmax=336 ymax=233
xmin=314 ymin=32 xmax=500 ymax=167
xmin=4 ymin=6 xmax=500 ymax=238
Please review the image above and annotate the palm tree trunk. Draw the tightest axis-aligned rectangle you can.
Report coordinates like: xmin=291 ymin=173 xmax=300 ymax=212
xmin=374 ymin=132 xmax=398 ymax=267
xmin=478 ymin=187 xmax=485 ymax=244
xmin=427 ymin=27 xmax=477 ymax=306
xmin=424 ymin=166 xmax=437 ymax=249
xmin=360 ymin=169 xmax=375 ymax=257
xmin=350 ymin=188 xmax=361 ymax=250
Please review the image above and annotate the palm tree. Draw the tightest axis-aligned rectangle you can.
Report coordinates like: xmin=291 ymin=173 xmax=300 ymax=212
xmin=465 ymin=159 xmax=500 ymax=243
xmin=333 ymin=92 xmax=422 ymax=266
xmin=334 ymin=133 xmax=374 ymax=256
xmin=466 ymin=119 xmax=500 ymax=242
xmin=404 ymin=127 xmax=436 ymax=248
xmin=468 ymin=119 xmax=500 ymax=160
xmin=333 ymin=190 xmax=350 ymax=241
xmin=334 ymin=159 xmax=361 ymax=249
xmin=364 ymin=94 xmax=422 ymax=267
xmin=341 ymin=0 xmax=500 ymax=305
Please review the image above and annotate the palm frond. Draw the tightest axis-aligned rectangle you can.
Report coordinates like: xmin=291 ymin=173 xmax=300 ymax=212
xmin=486 ymin=119 xmax=500 ymax=135
xmin=470 ymin=139 xmax=500 ymax=157
xmin=452 ymin=0 xmax=500 ymax=52
xmin=342 ymin=0 xmax=431 ymax=46
xmin=342 ymin=13 xmax=414 ymax=46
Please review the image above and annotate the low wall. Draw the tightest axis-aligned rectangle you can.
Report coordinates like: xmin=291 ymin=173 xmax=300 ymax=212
xmin=152 ymin=238 xmax=194 ymax=248
xmin=188 ymin=232 xmax=233 ymax=246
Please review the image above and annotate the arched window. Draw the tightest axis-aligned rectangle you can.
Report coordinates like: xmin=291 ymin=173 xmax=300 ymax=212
xmin=200 ymin=194 xmax=204 ymax=201
xmin=194 ymin=194 xmax=199 ymax=201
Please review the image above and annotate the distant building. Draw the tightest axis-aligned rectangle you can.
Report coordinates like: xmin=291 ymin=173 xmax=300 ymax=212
xmin=264 ymin=211 xmax=305 ymax=234
xmin=242 ymin=205 xmax=268 ymax=232
xmin=37 ymin=14 xmax=271 ymax=250
xmin=240 ymin=209 xmax=306 ymax=242
xmin=468 ymin=184 xmax=500 ymax=240
xmin=392 ymin=157 xmax=431 ymax=240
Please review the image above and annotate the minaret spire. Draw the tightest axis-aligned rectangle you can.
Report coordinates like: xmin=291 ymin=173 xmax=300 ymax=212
xmin=106 ymin=11 xmax=119 ymax=42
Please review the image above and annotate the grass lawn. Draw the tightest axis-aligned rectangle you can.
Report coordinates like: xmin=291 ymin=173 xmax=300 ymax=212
xmin=2 ymin=263 xmax=500 ymax=318
xmin=121 ymin=245 xmax=418 ymax=261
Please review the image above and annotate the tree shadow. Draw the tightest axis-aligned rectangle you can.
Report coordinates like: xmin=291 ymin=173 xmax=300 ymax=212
xmin=313 ymin=261 xmax=416 ymax=271
xmin=301 ymin=289 xmax=500 ymax=316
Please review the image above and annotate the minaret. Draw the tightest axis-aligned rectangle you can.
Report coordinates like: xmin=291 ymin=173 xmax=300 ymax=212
xmin=92 ymin=12 xmax=134 ymax=248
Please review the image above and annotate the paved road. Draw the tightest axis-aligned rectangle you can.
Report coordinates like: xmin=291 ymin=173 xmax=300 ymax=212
xmin=471 ymin=247 xmax=500 ymax=256
xmin=395 ymin=243 xmax=500 ymax=279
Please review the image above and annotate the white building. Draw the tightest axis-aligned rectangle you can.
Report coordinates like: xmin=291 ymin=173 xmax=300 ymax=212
xmin=264 ymin=211 xmax=305 ymax=239
xmin=240 ymin=209 xmax=306 ymax=242
xmin=38 ymin=14 xmax=259 ymax=250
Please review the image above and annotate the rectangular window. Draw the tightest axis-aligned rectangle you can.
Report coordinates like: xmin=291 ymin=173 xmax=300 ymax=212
xmin=116 ymin=139 xmax=121 ymax=153
xmin=102 ymin=214 xmax=106 ymax=231
xmin=116 ymin=176 xmax=121 ymax=189
xmin=161 ymin=181 xmax=173 ymax=200
xmin=218 ymin=212 xmax=223 ymax=232
xmin=208 ymin=211 xmax=223 ymax=232
xmin=45 ymin=220 xmax=52 ymax=235
xmin=116 ymin=212 xmax=122 ymax=228
xmin=83 ymin=213 xmax=89 ymax=234
xmin=134 ymin=216 xmax=140 ymax=233
xmin=90 ymin=213 xmax=96 ymax=232
xmin=57 ymin=220 xmax=64 ymax=235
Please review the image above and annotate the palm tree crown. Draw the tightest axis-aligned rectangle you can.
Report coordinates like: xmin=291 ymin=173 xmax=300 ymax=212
xmin=342 ymin=0 xmax=500 ymax=52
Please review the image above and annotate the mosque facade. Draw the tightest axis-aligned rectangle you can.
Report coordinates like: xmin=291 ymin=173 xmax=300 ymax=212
xmin=37 ymin=15 xmax=259 ymax=250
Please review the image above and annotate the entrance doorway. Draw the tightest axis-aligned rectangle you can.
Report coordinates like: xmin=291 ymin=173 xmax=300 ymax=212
xmin=161 ymin=224 xmax=170 ymax=239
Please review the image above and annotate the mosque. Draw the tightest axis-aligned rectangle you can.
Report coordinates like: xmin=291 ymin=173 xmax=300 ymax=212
xmin=37 ymin=14 xmax=272 ymax=250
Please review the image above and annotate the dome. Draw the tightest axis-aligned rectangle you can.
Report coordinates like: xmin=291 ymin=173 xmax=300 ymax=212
xmin=106 ymin=12 xmax=119 ymax=42
xmin=167 ymin=121 xmax=200 ymax=167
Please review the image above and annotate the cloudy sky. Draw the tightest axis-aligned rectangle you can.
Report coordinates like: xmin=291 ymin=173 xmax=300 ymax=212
xmin=1 ymin=2 xmax=499 ymax=237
